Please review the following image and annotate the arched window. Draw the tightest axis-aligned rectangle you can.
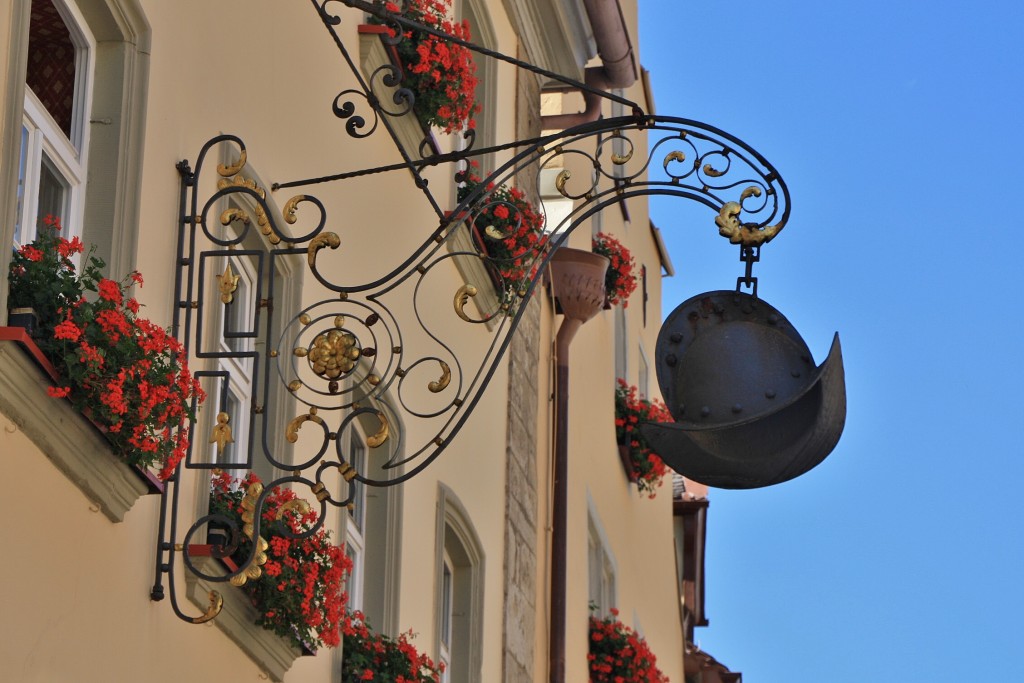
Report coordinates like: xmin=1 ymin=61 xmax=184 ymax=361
xmin=435 ymin=484 xmax=485 ymax=683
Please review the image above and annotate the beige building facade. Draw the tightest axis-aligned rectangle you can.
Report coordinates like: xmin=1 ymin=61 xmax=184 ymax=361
xmin=0 ymin=1 xmax=715 ymax=681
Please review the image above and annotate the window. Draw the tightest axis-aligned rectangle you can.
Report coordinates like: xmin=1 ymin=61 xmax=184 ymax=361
xmin=335 ymin=397 xmax=404 ymax=683
xmin=641 ymin=264 xmax=648 ymax=327
xmin=587 ymin=510 xmax=616 ymax=617
xmin=614 ymin=305 xmax=628 ymax=381
xmin=435 ymin=484 xmax=485 ymax=683
xmin=210 ymin=246 xmax=257 ymax=470
xmin=342 ymin=431 xmax=368 ymax=613
xmin=337 ymin=386 xmax=404 ymax=633
xmin=638 ymin=345 xmax=649 ymax=399
xmin=538 ymin=167 xmax=574 ymax=236
xmin=2 ymin=0 xmax=150 ymax=318
xmin=198 ymin=162 xmax=302 ymax=483
xmin=15 ymin=0 xmax=94 ymax=247
xmin=455 ymin=0 xmax=497 ymax=170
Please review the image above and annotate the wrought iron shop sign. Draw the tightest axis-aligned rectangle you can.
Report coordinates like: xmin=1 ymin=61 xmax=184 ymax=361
xmin=151 ymin=0 xmax=843 ymax=625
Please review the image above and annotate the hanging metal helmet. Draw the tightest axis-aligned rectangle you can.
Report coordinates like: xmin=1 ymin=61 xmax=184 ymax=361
xmin=639 ymin=291 xmax=846 ymax=489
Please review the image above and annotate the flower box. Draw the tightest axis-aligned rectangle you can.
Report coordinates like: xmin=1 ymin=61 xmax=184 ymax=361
xmin=8 ymin=307 xmax=40 ymax=338
xmin=7 ymin=216 xmax=203 ymax=482
xmin=0 ymin=327 xmax=155 ymax=522
xmin=184 ymin=548 xmax=305 ymax=683
xmin=358 ymin=24 xmax=441 ymax=160
xmin=617 ymin=443 xmax=637 ymax=483
xmin=205 ymin=473 xmax=350 ymax=653
xmin=442 ymin=212 xmax=504 ymax=326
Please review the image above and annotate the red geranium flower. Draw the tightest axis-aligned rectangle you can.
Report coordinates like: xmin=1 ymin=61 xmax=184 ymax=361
xmin=8 ymin=216 xmax=204 ymax=480
xmin=592 ymin=233 xmax=638 ymax=308
xmin=456 ymin=169 xmax=549 ymax=303
xmin=208 ymin=473 xmax=352 ymax=652
xmin=613 ymin=379 xmax=672 ymax=497
xmin=369 ymin=0 xmax=480 ymax=133
xmin=588 ymin=609 xmax=669 ymax=683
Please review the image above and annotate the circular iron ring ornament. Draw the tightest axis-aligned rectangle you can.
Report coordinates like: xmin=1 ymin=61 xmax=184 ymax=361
xmin=640 ymin=291 xmax=846 ymax=489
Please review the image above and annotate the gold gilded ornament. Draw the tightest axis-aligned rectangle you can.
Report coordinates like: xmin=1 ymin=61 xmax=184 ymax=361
xmin=307 ymin=329 xmax=361 ymax=379
xmin=366 ymin=411 xmax=390 ymax=448
xmin=217 ymin=148 xmax=247 ymax=177
xmin=283 ymin=195 xmax=307 ymax=225
xmin=217 ymin=263 xmax=240 ymax=304
xmin=286 ymin=408 xmax=325 ymax=444
xmin=307 ymin=232 xmax=341 ymax=269
xmin=428 ymin=360 xmax=451 ymax=393
xmin=191 ymin=591 xmax=224 ymax=624
xmin=454 ymin=284 xmax=478 ymax=322
xmin=209 ymin=412 xmax=234 ymax=455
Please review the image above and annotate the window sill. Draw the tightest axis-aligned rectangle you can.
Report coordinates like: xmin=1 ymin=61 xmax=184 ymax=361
xmin=184 ymin=550 xmax=304 ymax=682
xmin=357 ymin=25 xmax=440 ymax=160
xmin=0 ymin=328 xmax=154 ymax=522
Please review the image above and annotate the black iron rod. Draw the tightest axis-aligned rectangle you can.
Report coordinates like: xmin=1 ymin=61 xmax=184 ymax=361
xmin=271 ymin=135 xmax=551 ymax=189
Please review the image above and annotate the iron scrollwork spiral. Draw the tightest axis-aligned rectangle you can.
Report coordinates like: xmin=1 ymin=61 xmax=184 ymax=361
xmin=157 ymin=110 xmax=788 ymax=625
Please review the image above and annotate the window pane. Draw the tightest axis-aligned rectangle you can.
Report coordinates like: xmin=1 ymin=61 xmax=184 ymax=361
xmin=225 ymin=273 xmax=250 ymax=353
xmin=36 ymin=154 xmax=69 ymax=230
xmin=345 ymin=543 xmax=362 ymax=611
xmin=441 ymin=560 xmax=453 ymax=647
xmin=26 ymin=0 xmax=77 ymax=139
xmin=14 ymin=126 xmax=29 ymax=245
xmin=347 ymin=432 xmax=366 ymax=530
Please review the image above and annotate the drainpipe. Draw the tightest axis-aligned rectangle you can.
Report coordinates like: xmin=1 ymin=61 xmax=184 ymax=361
xmin=541 ymin=0 xmax=639 ymax=130
xmin=548 ymin=247 xmax=609 ymax=683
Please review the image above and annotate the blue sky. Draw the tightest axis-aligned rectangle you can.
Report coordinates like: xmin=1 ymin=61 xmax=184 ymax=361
xmin=639 ymin=1 xmax=1024 ymax=680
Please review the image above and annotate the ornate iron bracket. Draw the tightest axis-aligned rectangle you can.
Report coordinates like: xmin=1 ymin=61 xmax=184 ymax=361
xmin=151 ymin=0 xmax=791 ymax=625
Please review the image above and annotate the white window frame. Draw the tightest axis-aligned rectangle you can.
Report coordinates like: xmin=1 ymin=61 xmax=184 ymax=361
xmin=587 ymin=503 xmax=617 ymax=618
xmin=15 ymin=0 xmax=94 ymax=247
xmin=638 ymin=344 xmax=650 ymax=399
xmin=614 ymin=305 xmax=628 ymax=382
xmin=454 ymin=0 xmax=497 ymax=173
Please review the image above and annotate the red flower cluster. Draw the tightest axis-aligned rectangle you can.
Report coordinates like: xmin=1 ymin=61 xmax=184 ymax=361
xmin=375 ymin=0 xmax=480 ymax=133
xmin=457 ymin=167 xmax=549 ymax=295
xmin=209 ymin=472 xmax=352 ymax=651
xmin=613 ymin=379 xmax=672 ymax=497
xmin=8 ymin=216 xmax=203 ymax=480
xmin=588 ymin=608 xmax=669 ymax=683
xmin=340 ymin=611 xmax=443 ymax=683
xmin=592 ymin=233 xmax=638 ymax=308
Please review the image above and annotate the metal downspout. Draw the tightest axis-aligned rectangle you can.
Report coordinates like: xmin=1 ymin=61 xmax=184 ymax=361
xmin=541 ymin=0 xmax=639 ymax=130
xmin=547 ymin=248 xmax=609 ymax=683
